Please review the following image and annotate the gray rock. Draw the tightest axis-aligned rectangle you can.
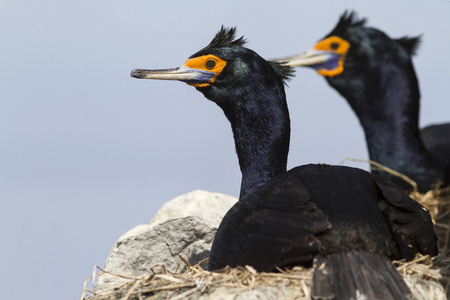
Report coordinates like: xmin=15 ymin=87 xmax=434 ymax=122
xmin=94 ymin=190 xmax=237 ymax=291
xmin=149 ymin=189 xmax=238 ymax=227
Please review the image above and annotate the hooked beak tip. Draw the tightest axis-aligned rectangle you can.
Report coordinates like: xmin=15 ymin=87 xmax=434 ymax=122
xmin=130 ymin=69 xmax=144 ymax=78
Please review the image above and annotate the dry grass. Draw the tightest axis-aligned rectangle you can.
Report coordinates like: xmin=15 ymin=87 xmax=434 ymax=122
xmin=81 ymin=262 xmax=314 ymax=300
xmin=81 ymin=161 xmax=450 ymax=299
xmin=81 ymin=252 xmax=448 ymax=300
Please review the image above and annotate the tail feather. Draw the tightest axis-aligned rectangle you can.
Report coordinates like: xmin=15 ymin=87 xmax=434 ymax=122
xmin=311 ymin=251 xmax=411 ymax=300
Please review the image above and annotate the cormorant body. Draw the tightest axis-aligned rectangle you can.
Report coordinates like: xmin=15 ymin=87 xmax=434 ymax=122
xmin=421 ymin=123 xmax=450 ymax=166
xmin=131 ymin=27 xmax=437 ymax=300
xmin=274 ymin=11 xmax=450 ymax=192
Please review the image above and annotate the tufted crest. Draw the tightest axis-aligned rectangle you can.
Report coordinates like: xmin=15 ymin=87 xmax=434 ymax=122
xmin=206 ymin=26 xmax=247 ymax=49
xmin=331 ymin=10 xmax=367 ymax=34
xmin=395 ymin=36 xmax=422 ymax=56
xmin=270 ymin=62 xmax=295 ymax=85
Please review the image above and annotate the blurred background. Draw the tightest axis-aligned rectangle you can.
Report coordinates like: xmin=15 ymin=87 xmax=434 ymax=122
xmin=1 ymin=1 xmax=449 ymax=299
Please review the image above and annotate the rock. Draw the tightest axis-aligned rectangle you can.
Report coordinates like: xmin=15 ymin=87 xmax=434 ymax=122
xmin=149 ymin=190 xmax=238 ymax=227
xmin=94 ymin=190 xmax=237 ymax=291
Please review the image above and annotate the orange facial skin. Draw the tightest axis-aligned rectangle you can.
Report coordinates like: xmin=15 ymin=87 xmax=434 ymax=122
xmin=313 ymin=36 xmax=350 ymax=77
xmin=183 ymin=54 xmax=227 ymax=87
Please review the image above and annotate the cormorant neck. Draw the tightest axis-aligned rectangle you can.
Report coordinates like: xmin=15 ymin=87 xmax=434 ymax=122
xmin=202 ymin=82 xmax=290 ymax=199
xmin=328 ymin=60 xmax=445 ymax=190
xmin=229 ymin=105 xmax=290 ymax=199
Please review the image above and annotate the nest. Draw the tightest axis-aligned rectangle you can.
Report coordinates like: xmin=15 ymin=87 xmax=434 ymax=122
xmin=81 ymin=254 xmax=448 ymax=300
xmin=81 ymin=161 xmax=450 ymax=300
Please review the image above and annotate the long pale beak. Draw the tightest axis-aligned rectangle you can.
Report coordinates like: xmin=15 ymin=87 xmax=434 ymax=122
xmin=271 ymin=49 xmax=338 ymax=67
xmin=130 ymin=66 xmax=217 ymax=84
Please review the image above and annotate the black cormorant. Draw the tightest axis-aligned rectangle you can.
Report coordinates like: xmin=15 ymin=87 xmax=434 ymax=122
xmin=131 ymin=27 xmax=437 ymax=300
xmin=273 ymin=11 xmax=450 ymax=192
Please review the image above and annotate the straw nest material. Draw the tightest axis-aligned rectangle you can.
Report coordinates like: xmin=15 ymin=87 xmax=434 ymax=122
xmin=81 ymin=162 xmax=450 ymax=300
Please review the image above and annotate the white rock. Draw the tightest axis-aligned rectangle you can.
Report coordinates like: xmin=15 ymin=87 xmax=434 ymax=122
xmin=94 ymin=190 xmax=237 ymax=291
xmin=150 ymin=190 xmax=238 ymax=227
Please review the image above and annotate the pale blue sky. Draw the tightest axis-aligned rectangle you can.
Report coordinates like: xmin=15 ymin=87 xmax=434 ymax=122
xmin=1 ymin=1 xmax=449 ymax=299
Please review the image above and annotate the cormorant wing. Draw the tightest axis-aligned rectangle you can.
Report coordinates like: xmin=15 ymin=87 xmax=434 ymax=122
xmin=374 ymin=176 xmax=438 ymax=259
xmin=209 ymin=173 xmax=331 ymax=272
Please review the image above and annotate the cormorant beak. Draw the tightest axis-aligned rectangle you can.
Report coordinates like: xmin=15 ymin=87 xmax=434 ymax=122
xmin=271 ymin=49 xmax=339 ymax=68
xmin=272 ymin=48 xmax=345 ymax=77
xmin=130 ymin=66 xmax=217 ymax=85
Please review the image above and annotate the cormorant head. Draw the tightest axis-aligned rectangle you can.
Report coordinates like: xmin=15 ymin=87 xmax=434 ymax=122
xmin=131 ymin=27 xmax=294 ymax=198
xmin=271 ymin=11 xmax=421 ymax=78
xmin=131 ymin=26 xmax=294 ymax=109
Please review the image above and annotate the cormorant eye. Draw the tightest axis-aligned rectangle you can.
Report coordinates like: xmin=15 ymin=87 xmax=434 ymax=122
xmin=206 ymin=59 xmax=216 ymax=69
xmin=330 ymin=42 xmax=340 ymax=50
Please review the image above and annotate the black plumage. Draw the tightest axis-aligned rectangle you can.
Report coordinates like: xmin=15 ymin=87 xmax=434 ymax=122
xmin=273 ymin=11 xmax=450 ymax=192
xmin=131 ymin=27 xmax=437 ymax=300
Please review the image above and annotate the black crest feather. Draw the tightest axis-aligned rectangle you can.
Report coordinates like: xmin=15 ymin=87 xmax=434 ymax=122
xmin=395 ymin=36 xmax=422 ymax=56
xmin=332 ymin=10 xmax=367 ymax=33
xmin=270 ymin=62 xmax=295 ymax=85
xmin=207 ymin=26 xmax=247 ymax=49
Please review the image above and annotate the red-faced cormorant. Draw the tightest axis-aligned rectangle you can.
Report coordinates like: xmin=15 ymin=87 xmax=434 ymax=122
xmin=131 ymin=27 xmax=437 ymax=300
xmin=273 ymin=11 xmax=450 ymax=192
